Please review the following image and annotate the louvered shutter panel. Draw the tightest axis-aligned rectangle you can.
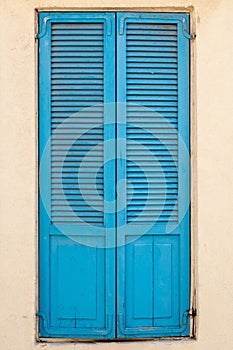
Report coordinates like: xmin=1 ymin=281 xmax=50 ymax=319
xmin=116 ymin=13 xmax=190 ymax=338
xmin=39 ymin=12 xmax=116 ymax=339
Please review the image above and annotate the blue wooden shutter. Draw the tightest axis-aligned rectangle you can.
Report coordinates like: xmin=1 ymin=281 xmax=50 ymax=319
xmin=116 ymin=13 xmax=190 ymax=338
xmin=38 ymin=12 xmax=116 ymax=339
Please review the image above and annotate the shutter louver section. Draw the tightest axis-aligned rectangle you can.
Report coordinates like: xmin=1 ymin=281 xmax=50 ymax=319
xmin=126 ymin=23 xmax=178 ymax=224
xmin=51 ymin=23 xmax=104 ymax=225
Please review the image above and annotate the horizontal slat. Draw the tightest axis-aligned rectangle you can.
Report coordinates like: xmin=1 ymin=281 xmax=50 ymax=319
xmin=127 ymin=164 xmax=178 ymax=170
xmin=128 ymin=137 xmax=177 ymax=144
xmin=127 ymin=142 xmax=177 ymax=148
xmin=51 ymin=74 xmax=103 ymax=80
xmin=52 ymin=29 xmax=103 ymax=35
xmin=127 ymin=168 xmax=177 ymax=173
xmin=51 ymin=140 xmax=103 ymax=146
xmin=52 ymin=201 xmax=103 ymax=206
xmin=52 ymin=193 xmax=103 ymax=199
xmin=126 ymin=34 xmax=177 ymax=41
xmin=52 ymin=68 xmax=103 ymax=74
xmin=52 ymin=23 xmax=103 ymax=29
xmin=127 ymin=216 xmax=177 ymax=220
xmin=52 ymin=174 xmax=103 ymax=180
xmin=127 ymin=221 xmax=177 ymax=225
xmin=52 ymin=179 xmax=103 ymax=185
xmin=52 ymin=213 xmax=103 ymax=219
xmin=52 ymin=189 xmax=104 ymax=195
xmin=127 ymin=62 xmax=177 ymax=68
xmin=51 ymin=63 xmax=103 ymax=69
xmin=51 ymin=52 xmax=104 ymax=57
xmin=52 ymin=48 xmax=104 ymax=54
xmin=126 ymin=23 xmax=177 ymax=30
xmin=127 ymin=124 xmax=178 ymax=129
xmin=52 ymin=209 xmax=103 ymax=215
xmin=52 ymin=111 xmax=104 ymax=119
xmin=52 ymin=135 xmax=103 ymax=142
xmin=126 ymin=125 xmax=178 ymax=131
xmin=127 ymin=68 xmax=177 ymax=74
xmin=127 ymin=54 xmax=177 ymax=60
xmin=52 ymin=181 xmax=103 ymax=188
xmin=127 ymin=172 xmax=177 ymax=181
xmin=52 ymin=35 xmax=103 ymax=41
xmin=52 ymin=57 xmax=104 ymax=63
xmin=127 ymin=90 xmax=177 ymax=96
xmin=127 ymin=153 xmax=177 ymax=159
xmin=127 ymin=117 xmax=177 ymax=122
xmin=128 ymin=188 xmax=177 ymax=194
xmin=127 ymin=151 xmax=177 ymax=157
xmin=127 ymin=114 xmax=177 ymax=121
xmin=127 ymin=184 xmax=177 ymax=190
xmin=51 ymin=97 xmax=103 ymax=103
xmin=52 ymin=162 xmax=103 ymax=168
xmin=51 ymin=127 xmax=103 ymax=133
xmin=51 ymin=79 xmax=103 ymax=85
xmin=127 ymin=177 xmax=177 ymax=182
xmin=52 ymin=40 xmax=103 ymax=46
xmin=51 ymin=85 xmax=103 ymax=90
xmin=127 ymin=127 xmax=177 ymax=133
xmin=52 ymin=147 xmax=103 ymax=154
xmin=51 ymin=113 xmax=103 ymax=119
xmin=127 ymin=210 xmax=177 ymax=216
xmin=126 ymin=30 xmax=177 ymax=35
xmin=127 ymin=47 xmax=177 ymax=52
xmin=52 ymin=103 xmax=100 ymax=110
xmin=127 ymin=80 xmax=177 ymax=87
xmin=126 ymin=101 xmax=177 ymax=107
xmin=52 ymin=219 xmax=103 ymax=224
xmin=127 ymin=199 xmax=177 ymax=204
xmin=52 ymin=183 xmax=103 ymax=190
xmin=127 ymin=40 xmax=177 ymax=47
xmin=127 ymin=85 xmax=177 ymax=90
xmin=51 ymin=91 xmax=103 ymax=96
xmin=127 ymin=195 xmax=177 ymax=200
xmin=127 ymin=209 xmax=178 ymax=214
xmin=51 ymin=102 xmax=103 ymax=108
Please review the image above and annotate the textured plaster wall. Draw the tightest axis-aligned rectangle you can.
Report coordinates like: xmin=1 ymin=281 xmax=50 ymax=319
xmin=0 ymin=0 xmax=233 ymax=349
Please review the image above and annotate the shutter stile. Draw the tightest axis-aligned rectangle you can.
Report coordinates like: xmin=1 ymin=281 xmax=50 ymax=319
xmin=117 ymin=13 xmax=190 ymax=338
xmin=39 ymin=13 xmax=116 ymax=339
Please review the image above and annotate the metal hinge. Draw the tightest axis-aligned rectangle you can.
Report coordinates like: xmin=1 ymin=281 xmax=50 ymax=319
xmin=187 ymin=32 xmax=196 ymax=40
xmin=188 ymin=307 xmax=197 ymax=318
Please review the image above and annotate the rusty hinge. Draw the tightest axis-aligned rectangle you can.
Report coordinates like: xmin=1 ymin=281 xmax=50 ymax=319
xmin=189 ymin=307 xmax=197 ymax=338
xmin=188 ymin=307 xmax=197 ymax=318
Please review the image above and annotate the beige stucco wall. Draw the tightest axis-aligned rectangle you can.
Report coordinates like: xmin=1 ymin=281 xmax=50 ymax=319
xmin=0 ymin=0 xmax=233 ymax=349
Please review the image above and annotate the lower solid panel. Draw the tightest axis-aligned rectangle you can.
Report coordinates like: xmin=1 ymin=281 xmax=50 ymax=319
xmin=124 ymin=235 xmax=179 ymax=329
xmin=39 ymin=234 xmax=115 ymax=339
xmin=154 ymin=242 xmax=173 ymax=319
xmin=117 ymin=233 xmax=189 ymax=338
xmin=50 ymin=236 xmax=104 ymax=328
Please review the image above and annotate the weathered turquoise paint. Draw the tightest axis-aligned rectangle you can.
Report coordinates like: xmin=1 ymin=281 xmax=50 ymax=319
xmin=116 ymin=12 xmax=190 ymax=338
xmin=39 ymin=12 xmax=116 ymax=339
xmin=39 ymin=11 xmax=190 ymax=339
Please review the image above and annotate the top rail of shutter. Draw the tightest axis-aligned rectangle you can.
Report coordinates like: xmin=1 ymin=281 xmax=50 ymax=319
xmin=37 ymin=12 xmax=114 ymax=38
xmin=117 ymin=12 xmax=195 ymax=39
